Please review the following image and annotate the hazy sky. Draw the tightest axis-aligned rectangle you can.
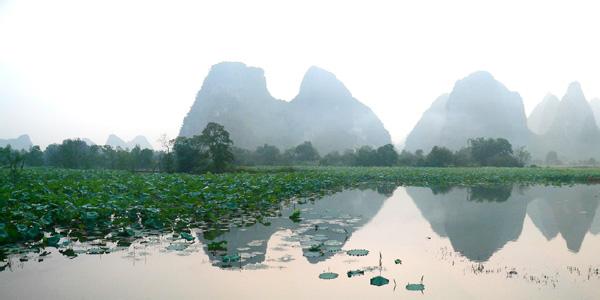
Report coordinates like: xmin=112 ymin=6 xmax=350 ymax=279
xmin=1 ymin=0 xmax=600 ymax=148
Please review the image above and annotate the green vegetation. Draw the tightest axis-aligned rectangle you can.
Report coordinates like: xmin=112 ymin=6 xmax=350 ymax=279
xmin=3 ymin=166 xmax=600 ymax=248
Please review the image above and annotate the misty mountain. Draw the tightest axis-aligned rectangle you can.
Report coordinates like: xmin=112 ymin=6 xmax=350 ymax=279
xmin=286 ymin=67 xmax=391 ymax=153
xmin=590 ymin=97 xmax=600 ymax=128
xmin=105 ymin=134 xmax=153 ymax=150
xmin=0 ymin=134 xmax=33 ymax=150
xmin=404 ymin=94 xmax=448 ymax=152
xmin=179 ymin=62 xmax=391 ymax=154
xmin=441 ymin=72 xmax=529 ymax=149
xmin=106 ymin=134 xmax=127 ymax=149
xmin=404 ymin=71 xmax=530 ymax=151
xmin=128 ymin=136 xmax=153 ymax=150
xmin=82 ymin=138 xmax=96 ymax=146
xmin=527 ymin=94 xmax=560 ymax=135
xmin=532 ymin=82 xmax=600 ymax=160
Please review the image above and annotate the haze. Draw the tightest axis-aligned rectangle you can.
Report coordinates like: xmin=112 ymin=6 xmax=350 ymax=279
xmin=1 ymin=0 xmax=600 ymax=148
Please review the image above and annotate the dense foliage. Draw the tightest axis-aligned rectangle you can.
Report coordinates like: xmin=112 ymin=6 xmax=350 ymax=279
xmin=2 ymin=166 xmax=600 ymax=247
xmin=1 ymin=134 xmax=530 ymax=173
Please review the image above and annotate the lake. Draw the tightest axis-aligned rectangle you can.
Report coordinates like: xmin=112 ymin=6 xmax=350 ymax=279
xmin=1 ymin=185 xmax=599 ymax=299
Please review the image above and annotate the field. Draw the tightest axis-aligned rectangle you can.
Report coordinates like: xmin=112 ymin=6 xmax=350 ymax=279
xmin=2 ymin=166 xmax=600 ymax=248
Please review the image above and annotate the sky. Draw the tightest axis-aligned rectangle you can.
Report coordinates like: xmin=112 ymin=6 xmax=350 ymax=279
xmin=1 ymin=0 xmax=600 ymax=149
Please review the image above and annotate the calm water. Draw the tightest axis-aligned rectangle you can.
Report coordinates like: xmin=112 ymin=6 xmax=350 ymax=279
xmin=1 ymin=185 xmax=600 ymax=299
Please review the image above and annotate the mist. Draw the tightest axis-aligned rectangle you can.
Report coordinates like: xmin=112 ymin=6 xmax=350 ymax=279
xmin=2 ymin=0 xmax=600 ymax=149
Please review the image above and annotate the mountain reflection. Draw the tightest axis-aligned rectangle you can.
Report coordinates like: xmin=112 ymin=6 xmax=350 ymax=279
xmin=197 ymin=188 xmax=388 ymax=267
xmin=408 ymin=184 xmax=600 ymax=261
xmin=407 ymin=186 xmax=527 ymax=262
xmin=526 ymin=186 xmax=599 ymax=252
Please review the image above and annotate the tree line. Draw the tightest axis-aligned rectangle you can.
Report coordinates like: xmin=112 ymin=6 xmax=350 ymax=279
xmin=1 ymin=123 xmax=531 ymax=174
xmin=0 ymin=122 xmax=235 ymax=174
xmin=235 ymin=137 xmax=530 ymax=167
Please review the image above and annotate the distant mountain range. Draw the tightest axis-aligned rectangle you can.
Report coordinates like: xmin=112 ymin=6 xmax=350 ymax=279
xmin=405 ymin=71 xmax=530 ymax=152
xmin=179 ymin=62 xmax=391 ymax=154
xmin=0 ymin=134 xmax=33 ymax=150
xmin=105 ymin=134 xmax=153 ymax=150
xmin=529 ymin=82 xmax=600 ymax=159
xmin=0 ymin=134 xmax=153 ymax=150
xmin=405 ymin=71 xmax=600 ymax=161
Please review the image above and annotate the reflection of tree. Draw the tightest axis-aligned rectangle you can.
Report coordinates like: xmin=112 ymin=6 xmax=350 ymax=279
xmin=430 ymin=186 xmax=453 ymax=195
xmin=197 ymin=188 xmax=388 ymax=268
xmin=468 ymin=185 xmax=512 ymax=202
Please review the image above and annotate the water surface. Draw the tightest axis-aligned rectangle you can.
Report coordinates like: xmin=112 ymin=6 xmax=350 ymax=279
xmin=1 ymin=185 xmax=599 ymax=299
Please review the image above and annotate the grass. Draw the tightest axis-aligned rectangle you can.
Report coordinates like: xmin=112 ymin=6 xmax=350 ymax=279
xmin=2 ymin=166 xmax=600 ymax=248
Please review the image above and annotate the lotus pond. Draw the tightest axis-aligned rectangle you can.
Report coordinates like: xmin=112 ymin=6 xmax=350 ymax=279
xmin=1 ymin=168 xmax=600 ymax=299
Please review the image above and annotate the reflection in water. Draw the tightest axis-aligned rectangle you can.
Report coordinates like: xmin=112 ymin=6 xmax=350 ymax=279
xmin=197 ymin=188 xmax=388 ymax=267
xmin=527 ymin=186 xmax=600 ymax=251
xmin=407 ymin=186 xmax=528 ymax=262
xmin=409 ymin=185 xmax=600 ymax=260
xmin=592 ymin=205 xmax=600 ymax=235
xmin=2 ymin=185 xmax=600 ymax=300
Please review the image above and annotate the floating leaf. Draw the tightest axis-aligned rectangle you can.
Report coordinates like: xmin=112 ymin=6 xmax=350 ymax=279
xmin=405 ymin=283 xmax=425 ymax=292
xmin=370 ymin=276 xmax=389 ymax=286
xmin=347 ymin=269 xmax=365 ymax=277
xmin=303 ymin=252 xmax=321 ymax=258
xmin=221 ymin=253 xmax=241 ymax=263
xmin=59 ymin=248 xmax=77 ymax=258
xmin=84 ymin=211 xmax=99 ymax=221
xmin=207 ymin=241 xmax=227 ymax=251
xmin=394 ymin=259 xmax=402 ymax=264
xmin=180 ymin=232 xmax=195 ymax=241
xmin=318 ymin=272 xmax=339 ymax=280
xmin=289 ymin=209 xmax=301 ymax=223
xmin=406 ymin=276 xmax=425 ymax=292
xmin=346 ymin=249 xmax=369 ymax=256
xmin=324 ymin=240 xmax=342 ymax=246
xmin=247 ymin=240 xmax=264 ymax=247
xmin=166 ymin=243 xmax=189 ymax=251
xmin=87 ymin=247 xmax=107 ymax=255
xmin=0 ymin=223 xmax=8 ymax=243
xmin=46 ymin=234 xmax=62 ymax=247
xmin=308 ymin=243 xmax=322 ymax=252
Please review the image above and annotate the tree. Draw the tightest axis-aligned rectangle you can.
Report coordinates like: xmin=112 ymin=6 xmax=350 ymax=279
xmin=426 ymin=146 xmax=454 ymax=167
xmin=293 ymin=141 xmax=320 ymax=163
xmin=355 ymin=146 xmax=377 ymax=166
xmin=468 ymin=137 xmax=518 ymax=167
xmin=255 ymin=144 xmax=280 ymax=165
xmin=453 ymin=147 xmax=473 ymax=166
xmin=173 ymin=136 xmax=207 ymax=173
xmin=24 ymin=146 xmax=44 ymax=166
xmin=44 ymin=144 xmax=61 ymax=167
xmin=514 ymin=146 xmax=531 ymax=166
xmin=139 ymin=148 xmax=155 ymax=170
xmin=200 ymin=122 xmax=234 ymax=172
xmin=414 ymin=149 xmax=426 ymax=166
xmin=320 ymin=151 xmax=343 ymax=166
xmin=157 ymin=134 xmax=175 ymax=173
xmin=57 ymin=139 xmax=90 ymax=169
xmin=231 ymin=147 xmax=254 ymax=166
xmin=545 ymin=151 xmax=561 ymax=165
xmin=0 ymin=145 xmax=25 ymax=180
xmin=375 ymin=144 xmax=398 ymax=166
xmin=398 ymin=150 xmax=417 ymax=166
